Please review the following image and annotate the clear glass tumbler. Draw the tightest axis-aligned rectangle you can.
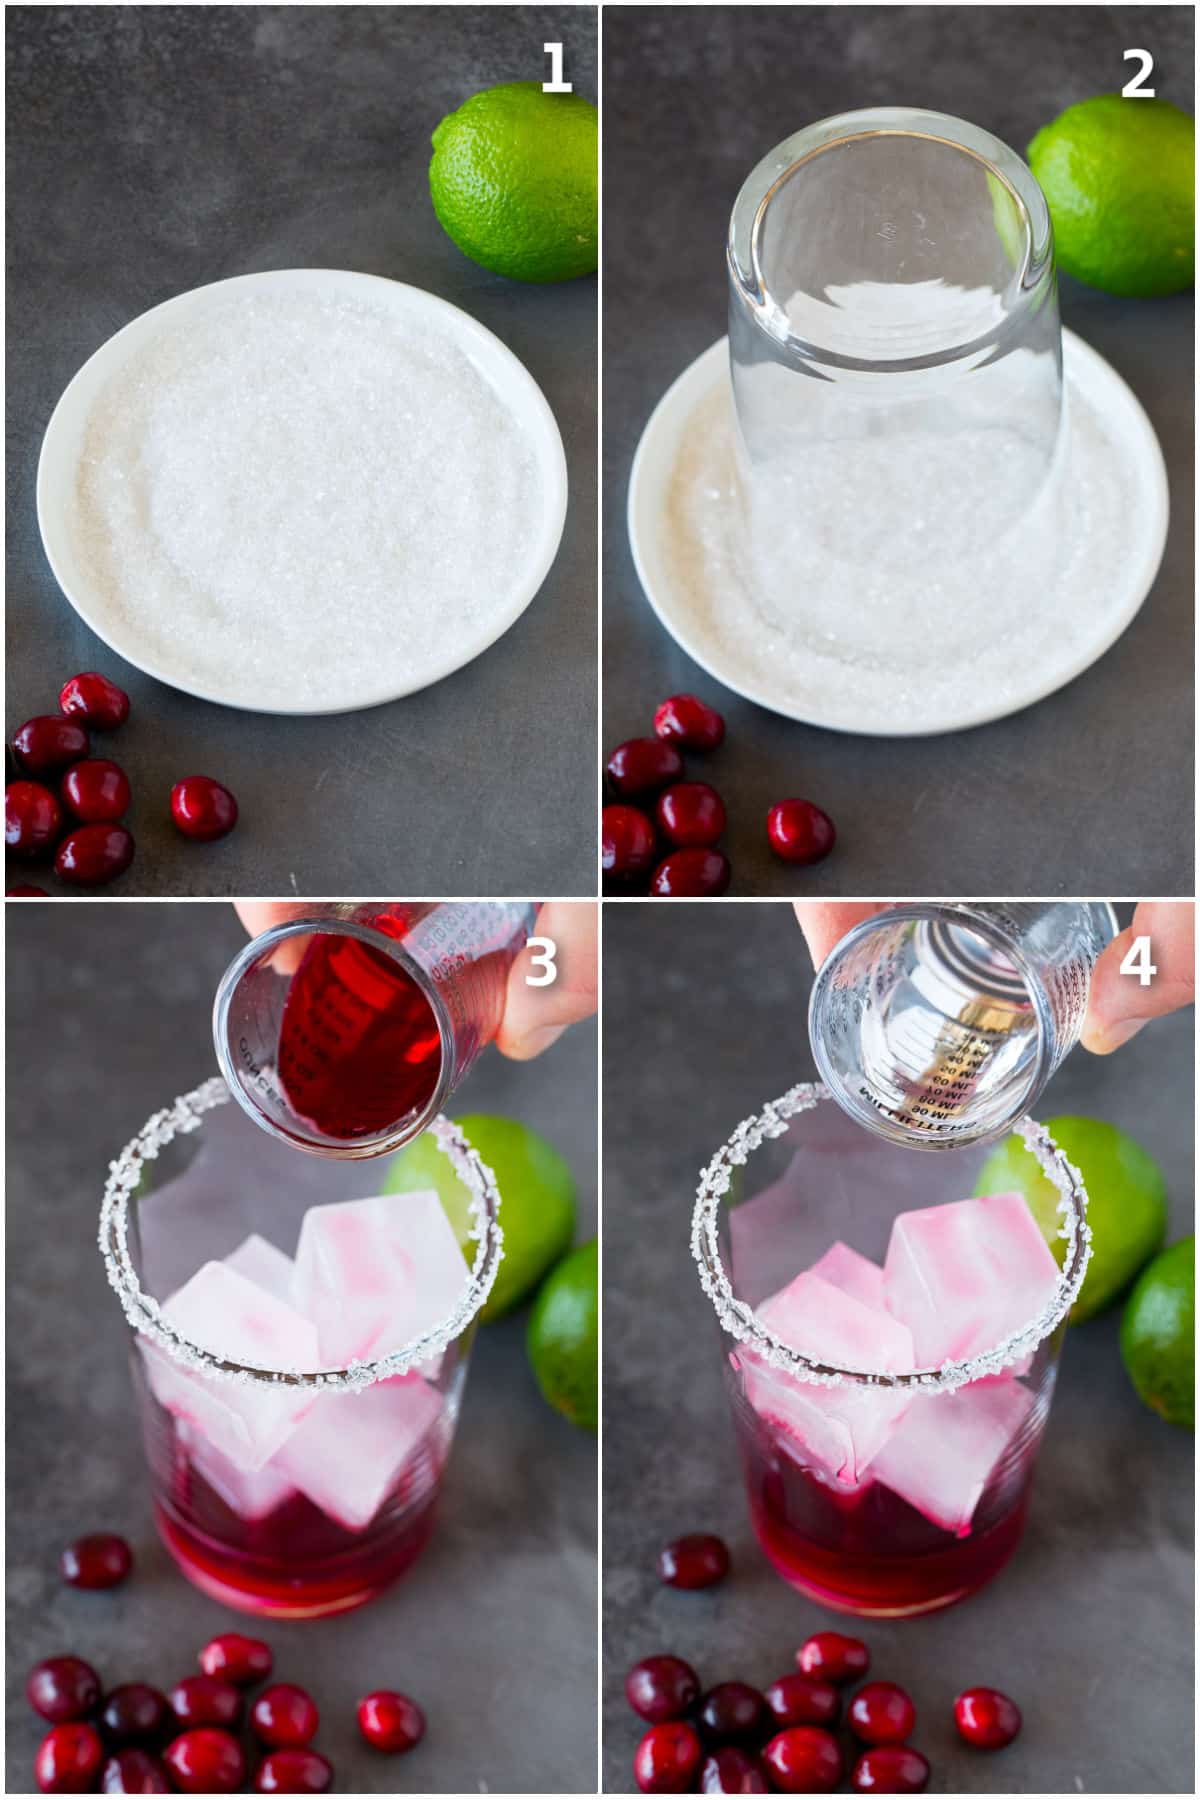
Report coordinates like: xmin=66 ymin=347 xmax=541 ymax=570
xmin=809 ymin=902 xmax=1118 ymax=1149
xmin=693 ymin=1084 xmax=1089 ymax=1617
xmin=100 ymin=1078 xmax=503 ymax=1618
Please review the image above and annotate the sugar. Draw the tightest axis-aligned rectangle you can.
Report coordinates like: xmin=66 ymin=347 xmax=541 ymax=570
xmin=69 ymin=288 xmax=542 ymax=710
xmin=866 ymin=1376 xmax=1035 ymax=1535
xmin=273 ymin=1374 xmax=443 ymax=1532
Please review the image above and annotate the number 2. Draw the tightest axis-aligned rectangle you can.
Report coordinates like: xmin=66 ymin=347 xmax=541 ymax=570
xmin=543 ymin=42 xmax=572 ymax=93
xmin=525 ymin=936 xmax=558 ymax=986
xmin=1122 ymin=49 xmax=1156 ymax=97
xmin=1119 ymin=935 xmax=1158 ymax=987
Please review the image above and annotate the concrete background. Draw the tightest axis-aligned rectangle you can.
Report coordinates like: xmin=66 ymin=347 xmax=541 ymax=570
xmin=602 ymin=901 xmax=1194 ymax=1793
xmin=603 ymin=5 xmax=1195 ymax=895
xmin=6 ymin=902 xmax=597 ymax=1793
xmin=6 ymin=5 xmax=597 ymax=896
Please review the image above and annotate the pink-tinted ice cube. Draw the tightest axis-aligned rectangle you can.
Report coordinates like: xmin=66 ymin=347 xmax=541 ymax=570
xmin=224 ymin=1233 xmax=295 ymax=1304
xmin=274 ymin=1374 xmax=443 ymax=1532
xmin=866 ymin=1376 xmax=1035 ymax=1536
xmin=883 ymin=1192 xmax=1059 ymax=1366
xmin=177 ymin=1421 xmax=296 ymax=1522
xmin=809 ymin=1241 xmax=885 ymax=1311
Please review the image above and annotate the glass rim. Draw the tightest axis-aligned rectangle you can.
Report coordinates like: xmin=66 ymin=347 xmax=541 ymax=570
xmin=99 ymin=1075 xmax=504 ymax=1393
xmin=691 ymin=1080 xmax=1090 ymax=1391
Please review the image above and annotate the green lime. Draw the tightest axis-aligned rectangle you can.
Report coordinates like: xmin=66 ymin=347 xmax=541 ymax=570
xmin=1120 ymin=1237 xmax=1194 ymax=1428
xmin=527 ymin=1238 xmax=597 ymax=1430
xmin=1027 ymin=95 xmax=1194 ymax=296
xmin=974 ymin=1115 xmax=1167 ymax=1322
xmin=383 ymin=1113 xmax=576 ymax=1322
xmin=429 ymin=81 xmax=597 ymax=282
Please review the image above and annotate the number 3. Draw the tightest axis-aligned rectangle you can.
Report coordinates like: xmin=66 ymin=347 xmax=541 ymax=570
xmin=1119 ymin=935 xmax=1158 ymax=987
xmin=1122 ymin=49 xmax=1156 ymax=97
xmin=525 ymin=936 xmax=558 ymax=986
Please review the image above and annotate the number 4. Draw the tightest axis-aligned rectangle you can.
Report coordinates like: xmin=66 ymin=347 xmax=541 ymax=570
xmin=543 ymin=43 xmax=572 ymax=93
xmin=1122 ymin=49 xmax=1156 ymax=97
xmin=1119 ymin=935 xmax=1157 ymax=987
xmin=525 ymin=936 xmax=558 ymax=986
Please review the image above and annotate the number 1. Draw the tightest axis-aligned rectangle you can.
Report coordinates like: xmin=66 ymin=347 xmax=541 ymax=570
xmin=543 ymin=42 xmax=572 ymax=93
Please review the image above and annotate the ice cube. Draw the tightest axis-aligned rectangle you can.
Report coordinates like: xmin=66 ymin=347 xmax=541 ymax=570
xmin=144 ymin=1261 xmax=320 ymax=1470
xmin=866 ymin=1376 xmax=1035 ymax=1536
xmin=178 ymin=1421 xmax=296 ymax=1522
xmin=224 ymin=1233 xmax=295 ymax=1304
xmin=809 ymin=1241 xmax=886 ymax=1311
xmin=290 ymin=1190 xmax=468 ymax=1367
xmin=274 ymin=1374 xmax=443 ymax=1532
xmin=883 ymin=1192 xmax=1059 ymax=1366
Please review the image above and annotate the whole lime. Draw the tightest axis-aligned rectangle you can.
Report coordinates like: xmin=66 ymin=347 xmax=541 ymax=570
xmin=382 ymin=1113 xmax=576 ymax=1322
xmin=429 ymin=81 xmax=597 ymax=282
xmin=1121 ymin=1237 xmax=1194 ymax=1428
xmin=973 ymin=1114 xmax=1167 ymax=1321
xmin=1028 ymin=95 xmax=1194 ymax=296
xmin=527 ymin=1238 xmax=597 ymax=1431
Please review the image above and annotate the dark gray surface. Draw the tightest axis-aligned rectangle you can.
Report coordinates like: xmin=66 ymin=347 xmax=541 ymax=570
xmin=6 ymin=902 xmax=597 ymax=1794
xmin=602 ymin=902 xmax=1194 ymax=1794
xmin=603 ymin=6 xmax=1195 ymax=896
xmin=6 ymin=5 xmax=597 ymax=896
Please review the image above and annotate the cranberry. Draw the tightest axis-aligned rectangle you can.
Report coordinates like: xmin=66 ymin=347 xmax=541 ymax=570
xmin=60 ymin=1532 xmax=133 ymax=1589
xmin=767 ymin=799 xmax=836 ymax=866
xmin=6 ymin=781 xmax=63 ymax=858
xmin=168 ymin=1675 xmax=243 ymax=1731
xmin=6 ymin=883 xmax=48 ymax=894
xmin=602 ymin=804 xmax=657 ymax=880
xmin=848 ymin=1683 xmax=916 ymax=1746
xmin=251 ymin=1683 xmax=319 ymax=1748
xmin=953 ymin=1685 xmax=1021 ymax=1749
xmin=653 ymin=693 xmax=726 ymax=751
xmin=699 ymin=1682 xmax=768 ymax=1745
xmin=100 ymin=1684 xmax=170 ymax=1744
xmin=607 ymin=737 xmax=684 ymax=799
xmin=27 ymin=1657 xmax=102 ymax=1723
xmin=796 ymin=1632 xmax=870 ymax=1685
xmin=356 ymin=1689 xmax=425 ymax=1753
xmin=851 ymin=1746 xmax=931 ymax=1793
xmin=658 ymin=1531 xmax=730 ymax=1588
xmin=199 ymin=1633 xmax=273 ymax=1686
xmin=650 ymin=848 xmax=731 ymax=896
xmin=59 ymin=673 xmax=131 ymax=731
xmin=13 ymin=716 xmax=90 ymax=776
xmin=55 ymin=824 xmax=135 ymax=886
xmin=163 ymin=1728 xmax=246 ymax=1794
xmin=657 ymin=782 xmax=726 ymax=848
xmin=170 ymin=774 xmax=238 ymax=840
xmin=625 ymin=1655 xmax=701 ymax=1723
xmin=633 ymin=1720 xmax=703 ymax=1793
xmin=764 ymin=1674 xmax=840 ymax=1730
xmin=100 ymin=1749 xmax=170 ymax=1793
xmin=61 ymin=760 xmax=131 ymax=823
xmin=700 ymin=1746 xmax=770 ymax=1793
xmin=762 ymin=1726 xmax=843 ymax=1793
xmin=35 ymin=1722 xmax=105 ymax=1793
xmin=255 ymin=1749 xmax=334 ymax=1793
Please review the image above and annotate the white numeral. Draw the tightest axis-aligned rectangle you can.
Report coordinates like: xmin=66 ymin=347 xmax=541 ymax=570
xmin=1122 ymin=48 xmax=1156 ymax=96
xmin=543 ymin=42 xmax=572 ymax=93
xmin=1119 ymin=935 xmax=1158 ymax=987
xmin=525 ymin=936 xmax=558 ymax=986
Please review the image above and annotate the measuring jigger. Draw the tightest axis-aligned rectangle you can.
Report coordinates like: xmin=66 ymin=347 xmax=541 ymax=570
xmin=809 ymin=903 xmax=1118 ymax=1150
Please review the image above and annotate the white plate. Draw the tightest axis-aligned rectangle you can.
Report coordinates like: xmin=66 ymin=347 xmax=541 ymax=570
xmin=37 ymin=269 xmax=569 ymax=715
xmin=627 ymin=330 xmax=1169 ymax=736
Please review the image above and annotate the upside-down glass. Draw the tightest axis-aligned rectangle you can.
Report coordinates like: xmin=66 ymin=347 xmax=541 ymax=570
xmin=100 ymin=1079 xmax=502 ymax=1618
xmin=693 ymin=1085 xmax=1089 ymax=1617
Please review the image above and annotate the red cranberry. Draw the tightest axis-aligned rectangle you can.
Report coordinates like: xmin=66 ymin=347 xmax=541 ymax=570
xmin=607 ymin=737 xmax=684 ymax=799
xmin=653 ymin=693 xmax=726 ymax=751
xmin=658 ymin=1532 xmax=730 ymax=1588
xmin=55 ymin=824 xmax=134 ymax=886
xmin=60 ymin=1532 xmax=133 ymax=1589
xmin=100 ymin=1749 xmax=170 ymax=1794
xmin=700 ymin=1747 xmax=769 ymax=1793
xmin=163 ymin=1728 xmax=246 ymax=1794
xmin=199 ymin=1633 xmax=273 ymax=1686
xmin=650 ymin=847 xmax=731 ymax=896
xmin=657 ymin=782 xmax=726 ymax=848
xmin=255 ymin=1749 xmax=334 ymax=1793
xmin=27 ymin=1657 xmax=102 ymax=1723
xmin=35 ymin=1722 xmax=105 ymax=1794
xmin=356 ymin=1689 xmax=425 ymax=1753
xmin=848 ymin=1683 xmax=916 ymax=1746
xmin=762 ymin=1726 xmax=843 ymax=1793
xmin=796 ymin=1632 xmax=870 ymax=1685
xmin=6 ymin=883 xmax=48 ymax=894
xmin=100 ymin=1684 xmax=170 ymax=1744
xmin=764 ymin=1674 xmax=840 ymax=1730
xmin=633 ymin=1720 xmax=703 ymax=1794
xmin=699 ymin=1682 xmax=767 ymax=1745
xmin=852 ymin=1746 xmax=930 ymax=1793
xmin=953 ymin=1686 xmax=1021 ymax=1749
xmin=168 ymin=1675 xmax=243 ymax=1731
xmin=61 ymin=759 xmax=131 ymax=823
xmin=251 ymin=1683 xmax=319 ymax=1749
xmin=6 ymin=781 xmax=63 ymax=858
xmin=767 ymin=799 xmax=836 ymax=866
xmin=59 ymin=673 xmax=131 ymax=731
xmin=602 ymin=804 xmax=657 ymax=880
xmin=13 ymin=716 xmax=89 ymax=776
xmin=625 ymin=1655 xmax=701 ymax=1723
xmin=170 ymin=775 xmax=238 ymax=841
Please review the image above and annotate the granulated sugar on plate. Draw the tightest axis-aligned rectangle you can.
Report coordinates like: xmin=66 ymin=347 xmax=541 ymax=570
xmin=68 ymin=289 xmax=543 ymax=711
